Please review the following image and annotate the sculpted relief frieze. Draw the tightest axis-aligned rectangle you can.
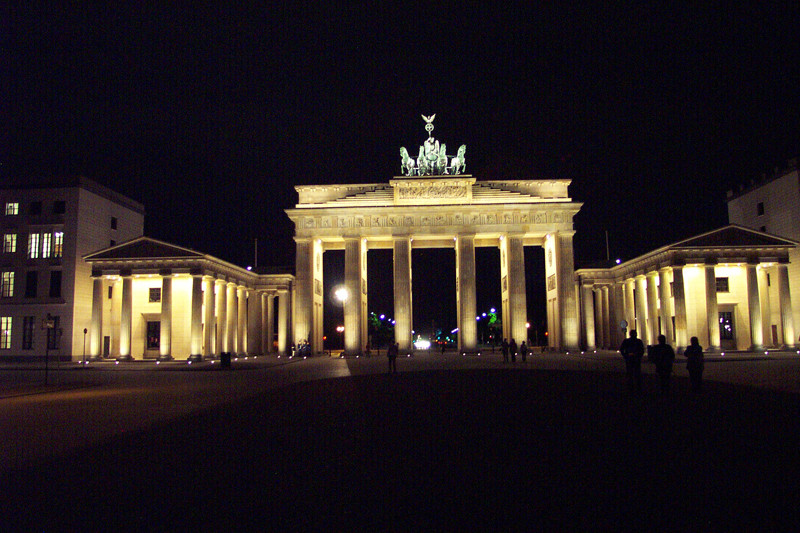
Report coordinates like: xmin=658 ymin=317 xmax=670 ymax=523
xmin=397 ymin=183 xmax=468 ymax=199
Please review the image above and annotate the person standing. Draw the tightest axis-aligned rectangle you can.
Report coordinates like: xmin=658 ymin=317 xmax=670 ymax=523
xmin=519 ymin=341 xmax=528 ymax=363
xmin=501 ymin=339 xmax=509 ymax=363
xmin=684 ymin=336 xmax=704 ymax=392
xmin=509 ymin=338 xmax=518 ymax=363
xmin=651 ymin=334 xmax=676 ymax=394
xmin=620 ymin=330 xmax=645 ymax=393
xmin=387 ymin=342 xmax=398 ymax=374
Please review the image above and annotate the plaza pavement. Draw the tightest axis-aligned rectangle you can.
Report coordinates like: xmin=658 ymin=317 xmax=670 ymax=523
xmin=2 ymin=349 xmax=800 ymax=530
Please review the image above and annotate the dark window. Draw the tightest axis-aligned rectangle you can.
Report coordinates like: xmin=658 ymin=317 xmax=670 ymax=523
xmin=715 ymin=277 xmax=729 ymax=293
xmin=47 ymin=316 xmax=60 ymax=349
xmin=149 ymin=287 xmax=162 ymax=302
xmin=760 ymin=226 xmax=767 ymax=232
xmin=110 ymin=240 xmax=116 ymax=247
xmin=108 ymin=285 xmax=113 ymax=299
xmin=111 ymin=217 xmax=118 ymax=230
xmin=49 ymin=270 xmax=62 ymax=298
xmin=25 ymin=271 xmax=37 ymax=298
xmin=29 ymin=201 xmax=42 ymax=216
xmin=757 ymin=202 xmax=764 ymax=216
xmin=22 ymin=316 xmax=34 ymax=350
xmin=147 ymin=321 xmax=161 ymax=350
xmin=52 ymin=201 xmax=65 ymax=214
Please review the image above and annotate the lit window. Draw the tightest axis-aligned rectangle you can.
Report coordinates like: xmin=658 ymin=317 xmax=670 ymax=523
xmin=22 ymin=316 xmax=34 ymax=350
xmin=149 ymin=287 xmax=162 ymax=302
xmin=1 ymin=271 xmax=14 ymax=297
xmin=0 ymin=317 xmax=11 ymax=349
xmin=5 ymin=203 xmax=19 ymax=216
xmin=42 ymin=233 xmax=52 ymax=258
xmin=28 ymin=233 xmax=40 ymax=259
xmin=3 ymin=234 xmax=16 ymax=253
xmin=53 ymin=232 xmax=63 ymax=258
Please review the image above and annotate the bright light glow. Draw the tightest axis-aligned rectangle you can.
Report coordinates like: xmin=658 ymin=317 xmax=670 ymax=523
xmin=414 ymin=339 xmax=431 ymax=350
xmin=490 ymin=308 xmax=496 ymax=313
xmin=115 ymin=361 xmax=119 ymax=365
xmin=334 ymin=287 xmax=349 ymax=303
xmin=247 ymin=266 xmax=252 ymax=271
xmin=482 ymin=313 xmax=486 ymax=317
xmin=615 ymin=258 xmax=621 ymax=264
xmin=379 ymin=314 xmax=385 ymax=320
xmin=156 ymin=361 xmax=160 ymax=365
xmin=451 ymin=328 xmax=459 ymax=334
xmin=188 ymin=361 xmax=192 ymax=364
xmin=476 ymin=316 xmax=480 ymax=321
xmin=526 ymin=322 xmax=530 ymax=328
xmin=336 ymin=325 xmax=344 ymax=332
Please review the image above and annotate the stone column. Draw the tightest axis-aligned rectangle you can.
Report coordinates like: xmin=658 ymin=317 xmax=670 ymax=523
xmin=658 ymin=268 xmax=674 ymax=345
xmin=601 ymin=285 xmax=610 ymax=349
xmin=611 ymin=283 xmax=625 ymax=348
xmin=343 ymin=237 xmax=364 ymax=355
xmin=277 ymin=289 xmax=289 ymax=354
xmin=556 ymin=233 xmax=579 ymax=350
xmin=456 ymin=234 xmax=477 ymax=352
xmin=746 ymin=262 xmax=764 ymax=351
xmin=778 ymin=263 xmax=795 ymax=348
xmin=624 ymin=279 xmax=635 ymax=335
xmin=159 ymin=272 xmax=173 ymax=361
xmin=672 ymin=266 xmax=688 ymax=350
xmin=507 ymin=235 xmax=528 ymax=347
xmin=118 ymin=273 xmax=133 ymax=361
xmin=89 ymin=276 xmax=103 ymax=361
xmin=705 ymin=262 xmax=721 ymax=351
xmin=293 ymin=238 xmax=313 ymax=351
xmin=266 ymin=293 xmax=275 ymax=353
xmin=634 ymin=275 xmax=647 ymax=342
xmin=261 ymin=293 xmax=270 ymax=354
xmin=582 ymin=283 xmax=596 ymax=350
xmin=247 ymin=289 xmax=262 ymax=355
xmin=237 ymin=286 xmax=246 ymax=355
xmin=646 ymin=271 xmax=659 ymax=345
xmin=215 ymin=279 xmax=226 ymax=356
xmin=226 ymin=282 xmax=236 ymax=353
xmin=393 ymin=237 xmax=413 ymax=352
xmin=188 ymin=274 xmax=203 ymax=361
xmin=203 ymin=276 xmax=215 ymax=358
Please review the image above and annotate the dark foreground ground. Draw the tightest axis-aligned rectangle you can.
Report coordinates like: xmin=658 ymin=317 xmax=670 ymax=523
xmin=4 ymin=369 xmax=800 ymax=531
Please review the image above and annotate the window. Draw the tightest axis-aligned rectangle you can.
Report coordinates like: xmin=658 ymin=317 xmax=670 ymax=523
xmin=110 ymin=240 xmax=116 ymax=247
xmin=29 ymin=201 xmax=42 ymax=216
xmin=42 ymin=233 xmax=52 ymax=258
xmin=146 ymin=321 xmax=161 ymax=350
xmin=757 ymin=202 xmax=765 ymax=216
xmin=0 ymin=317 xmax=11 ymax=349
xmin=715 ymin=277 xmax=729 ymax=293
xmin=760 ymin=226 xmax=767 ymax=232
xmin=53 ymin=201 xmax=65 ymax=214
xmin=1 ymin=271 xmax=14 ymax=297
xmin=5 ymin=203 xmax=19 ymax=215
xmin=3 ymin=234 xmax=16 ymax=253
xmin=49 ymin=271 xmax=62 ymax=298
xmin=22 ymin=316 xmax=34 ymax=350
xmin=46 ymin=316 xmax=60 ymax=349
xmin=25 ymin=271 xmax=37 ymax=298
xmin=149 ymin=287 xmax=162 ymax=302
xmin=53 ymin=232 xmax=63 ymax=258
xmin=111 ymin=217 xmax=118 ymax=230
xmin=28 ymin=233 xmax=40 ymax=258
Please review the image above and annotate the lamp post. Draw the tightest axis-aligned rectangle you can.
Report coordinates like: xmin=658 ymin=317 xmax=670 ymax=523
xmin=334 ymin=286 xmax=349 ymax=357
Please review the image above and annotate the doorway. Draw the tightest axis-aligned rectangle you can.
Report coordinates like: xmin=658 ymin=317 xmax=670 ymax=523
xmin=718 ymin=307 xmax=736 ymax=350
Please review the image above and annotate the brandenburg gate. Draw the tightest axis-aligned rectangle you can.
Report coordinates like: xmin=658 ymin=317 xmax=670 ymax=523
xmin=285 ymin=116 xmax=582 ymax=355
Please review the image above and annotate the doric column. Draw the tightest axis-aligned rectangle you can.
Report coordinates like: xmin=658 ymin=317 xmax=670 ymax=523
xmin=507 ymin=235 xmax=528 ymax=347
xmin=746 ymin=262 xmax=764 ymax=351
xmin=89 ymin=276 xmax=103 ymax=360
xmin=555 ymin=232 xmax=579 ymax=350
xmin=393 ymin=236 xmax=413 ymax=352
xmin=159 ymin=272 xmax=173 ymax=361
xmin=203 ymin=276 xmax=215 ymax=358
xmin=118 ymin=273 xmax=133 ymax=361
xmin=582 ymin=283 xmax=596 ymax=350
xmin=705 ymin=262 xmax=721 ymax=351
xmin=611 ymin=282 xmax=625 ymax=348
xmin=624 ymin=279 xmax=636 ymax=335
xmin=658 ymin=268 xmax=674 ymax=345
xmin=237 ymin=286 xmax=246 ymax=355
xmin=247 ymin=289 xmax=262 ymax=355
xmin=226 ymin=282 xmax=237 ymax=353
xmin=277 ymin=289 xmax=289 ymax=354
xmin=646 ymin=271 xmax=659 ymax=345
xmin=601 ymin=285 xmax=610 ymax=349
xmin=261 ymin=293 xmax=270 ymax=354
xmin=456 ymin=234 xmax=477 ymax=352
xmin=672 ymin=265 xmax=688 ymax=349
xmin=188 ymin=273 xmax=203 ymax=361
xmin=634 ymin=275 xmax=647 ymax=342
xmin=778 ymin=263 xmax=795 ymax=348
xmin=293 ymin=238 xmax=313 ymax=351
xmin=215 ymin=279 xmax=227 ymax=355
xmin=266 ymin=293 xmax=275 ymax=353
xmin=343 ymin=237 xmax=364 ymax=355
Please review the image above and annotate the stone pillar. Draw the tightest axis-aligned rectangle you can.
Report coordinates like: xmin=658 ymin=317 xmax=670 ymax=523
xmin=203 ymin=276 xmax=215 ymax=358
xmin=118 ymin=274 xmax=133 ymax=361
xmin=293 ymin=238 xmax=313 ymax=351
xmin=646 ymin=271 xmax=659 ymax=345
xmin=601 ymin=285 xmax=610 ymax=349
xmin=343 ymin=237 xmax=364 ymax=355
xmin=237 ymin=286 xmax=246 ymax=355
xmin=261 ymin=293 xmax=270 ymax=354
xmin=247 ymin=289 xmax=262 ymax=355
xmin=611 ymin=283 xmax=625 ymax=348
xmin=266 ymin=293 xmax=275 ymax=353
xmin=215 ymin=279 xmax=226 ymax=356
xmin=658 ymin=268 xmax=674 ymax=345
xmin=226 ymin=282 xmax=236 ymax=353
xmin=188 ymin=274 xmax=203 ymax=361
xmin=507 ymin=235 xmax=528 ymax=346
xmin=624 ymin=279 xmax=636 ymax=335
xmin=746 ymin=262 xmax=764 ymax=351
xmin=456 ymin=234 xmax=477 ymax=352
xmin=556 ymin=233 xmax=579 ymax=350
xmin=672 ymin=266 xmax=688 ymax=350
xmin=778 ymin=263 xmax=795 ymax=348
xmin=278 ymin=289 xmax=289 ymax=354
xmin=705 ymin=263 xmax=721 ymax=351
xmin=393 ymin=237 xmax=413 ymax=352
xmin=582 ymin=283 xmax=596 ymax=350
xmin=634 ymin=275 xmax=647 ymax=342
xmin=159 ymin=273 xmax=173 ymax=361
xmin=89 ymin=276 xmax=103 ymax=360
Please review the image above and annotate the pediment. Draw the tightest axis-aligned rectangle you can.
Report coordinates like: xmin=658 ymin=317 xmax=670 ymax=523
xmin=85 ymin=236 xmax=204 ymax=260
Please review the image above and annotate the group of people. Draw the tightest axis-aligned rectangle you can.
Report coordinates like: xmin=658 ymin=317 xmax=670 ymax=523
xmin=619 ymin=330 xmax=705 ymax=394
xmin=500 ymin=338 xmax=529 ymax=363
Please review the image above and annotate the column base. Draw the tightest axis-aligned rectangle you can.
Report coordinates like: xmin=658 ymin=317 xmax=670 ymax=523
xmin=187 ymin=353 xmax=203 ymax=362
xmin=157 ymin=354 xmax=174 ymax=362
xmin=749 ymin=345 xmax=766 ymax=352
xmin=116 ymin=354 xmax=133 ymax=362
xmin=88 ymin=355 xmax=104 ymax=362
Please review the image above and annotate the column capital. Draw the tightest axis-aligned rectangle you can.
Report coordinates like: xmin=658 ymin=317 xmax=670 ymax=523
xmin=646 ymin=270 xmax=658 ymax=279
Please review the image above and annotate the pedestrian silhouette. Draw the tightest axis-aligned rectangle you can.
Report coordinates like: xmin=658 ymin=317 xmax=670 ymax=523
xmin=387 ymin=342 xmax=398 ymax=374
xmin=684 ymin=336 xmax=704 ymax=392
xmin=509 ymin=339 xmax=517 ymax=363
xmin=620 ymin=329 xmax=645 ymax=393
xmin=501 ymin=339 xmax=509 ymax=363
xmin=651 ymin=334 xmax=676 ymax=394
xmin=520 ymin=341 xmax=528 ymax=363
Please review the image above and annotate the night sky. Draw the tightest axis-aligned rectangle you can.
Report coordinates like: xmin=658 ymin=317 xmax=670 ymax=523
xmin=5 ymin=4 xmax=800 ymax=338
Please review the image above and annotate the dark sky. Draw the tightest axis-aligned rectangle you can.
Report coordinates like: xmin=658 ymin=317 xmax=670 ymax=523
xmin=4 ymin=3 xmax=800 ymax=337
